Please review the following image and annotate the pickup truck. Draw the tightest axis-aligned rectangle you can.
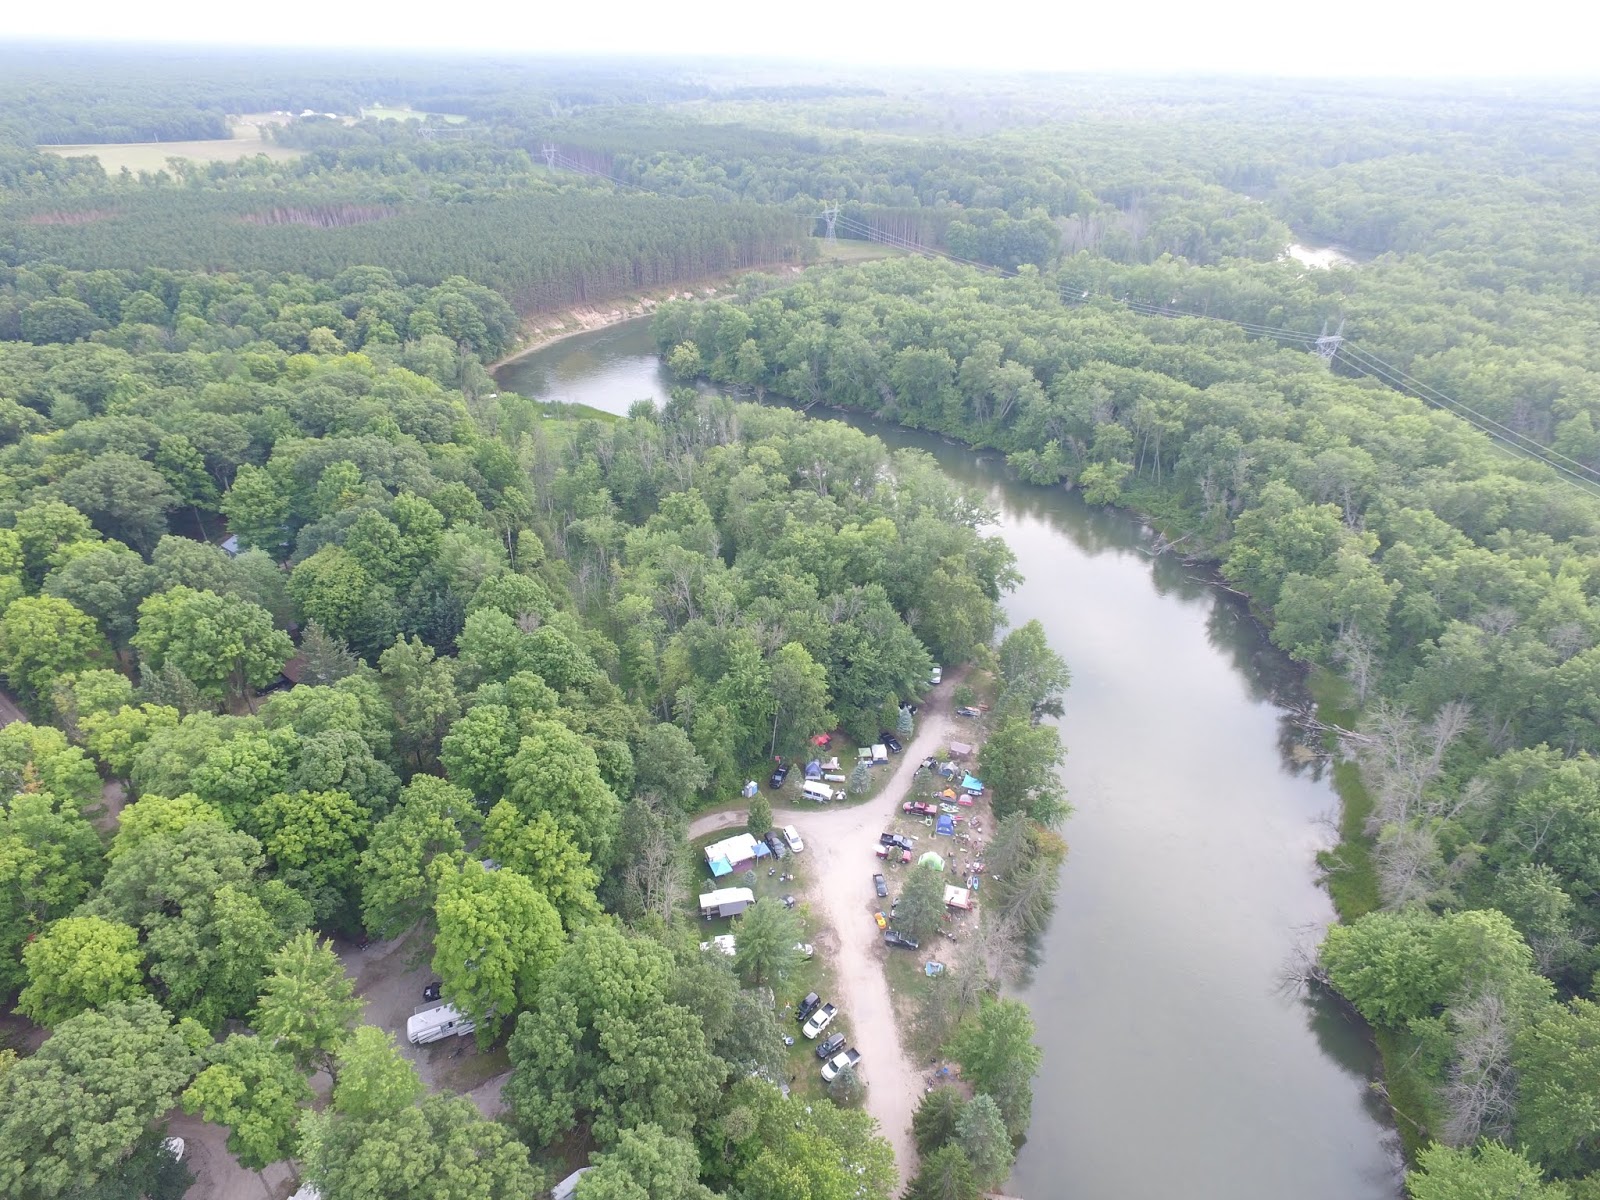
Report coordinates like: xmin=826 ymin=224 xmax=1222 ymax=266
xmin=903 ymin=800 xmax=939 ymax=816
xmin=821 ymin=1047 xmax=861 ymax=1083
xmin=802 ymin=1002 xmax=838 ymax=1039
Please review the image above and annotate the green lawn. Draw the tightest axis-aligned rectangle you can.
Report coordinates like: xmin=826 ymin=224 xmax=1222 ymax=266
xmin=39 ymin=134 xmax=298 ymax=174
xmin=363 ymin=106 xmax=468 ymax=124
xmin=811 ymin=236 xmax=909 ymax=263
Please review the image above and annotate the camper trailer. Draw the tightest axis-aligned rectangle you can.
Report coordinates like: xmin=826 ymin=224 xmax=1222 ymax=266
xmin=406 ymin=1003 xmax=475 ymax=1045
xmin=699 ymin=887 xmax=756 ymax=918
xmin=802 ymin=780 xmax=843 ymax=803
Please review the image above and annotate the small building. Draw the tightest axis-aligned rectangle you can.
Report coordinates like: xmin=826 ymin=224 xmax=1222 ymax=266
xmin=699 ymin=887 xmax=755 ymax=919
xmin=944 ymin=885 xmax=975 ymax=910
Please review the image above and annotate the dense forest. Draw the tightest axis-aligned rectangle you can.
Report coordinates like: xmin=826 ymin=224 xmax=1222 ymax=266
xmin=5 ymin=43 xmax=1600 ymax=1200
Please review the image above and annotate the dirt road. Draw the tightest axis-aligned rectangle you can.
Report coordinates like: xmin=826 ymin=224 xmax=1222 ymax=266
xmin=688 ymin=681 xmax=962 ymax=1186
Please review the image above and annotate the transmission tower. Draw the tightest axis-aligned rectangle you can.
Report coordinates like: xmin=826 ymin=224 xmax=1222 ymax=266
xmin=542 ymin=144 xmax=558 ymax=170
xmin=822 ymin=201 xmax=840 ymax=244
xmin=1316 ymin=318 xmax=1345 ymax=363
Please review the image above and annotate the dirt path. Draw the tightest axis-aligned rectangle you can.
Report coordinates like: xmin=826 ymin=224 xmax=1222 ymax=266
xmin=688 ymin=677 xmax=964 ymax=1187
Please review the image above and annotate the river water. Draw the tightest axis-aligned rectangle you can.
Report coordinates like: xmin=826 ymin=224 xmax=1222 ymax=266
xmin=496 ymin=321 xmax=1402 ymax=1200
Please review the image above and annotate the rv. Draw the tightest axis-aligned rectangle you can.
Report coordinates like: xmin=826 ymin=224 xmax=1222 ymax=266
xmin=802 ymin=780 xmax=843 ymax=803
xmin=406 ymin=1003 xmax=475 ymax=1045
xmin=699 ymin=887 xmax=756 ymax=918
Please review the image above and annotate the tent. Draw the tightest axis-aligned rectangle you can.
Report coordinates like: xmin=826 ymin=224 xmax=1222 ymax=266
xmin=935 ymin=814 xmax=955 ymax=837
xmin=804 ymin=760 xmax=823 ymax=780
xmin=961 ymin=774 xmax=984 ymax=793
xmin=705 ymin=833 xmax=764 ymax=877
xmin=918 ymin=851 xmax=945 ymax=870
xmin=934 ymin=883 xmax=972 ymax=908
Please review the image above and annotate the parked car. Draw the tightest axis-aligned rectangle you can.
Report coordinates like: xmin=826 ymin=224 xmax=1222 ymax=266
xmin=879 ymin=732 xmax=902 ymax=754
xmin=874 ymin=910 xmax=888 ymax=929
xmin=884 ymin=929 xmax=920 ymax=950
xmin=876 ymin=843 xmax=911 ymax=863
xmin=764 ymin=831 xmax=788 ymax=859
xmin=769 ymin=762 xmax=789 ymax=789
xmin=878 ymin=832 xmax=914 ymax=851
xmin=422 ymin=981 xmax=442 ymax=1003
xmin=814 ymin=1031 xmax=846 ymax=1060
xmin=802 ymin=1002 xmax=838 ymax=1039
xmin=821 ymin=1047 xmax=861 ymax=1082
xmin=956 ymin=706 xmax=981 ymax=718
xmin=904 ymin=800 xmax=939 ymax=816
xmin=929 ymin=664 xmax=943 ymax=685
xmin=783 ymin=824 xmax=804 ymax=853
xmin=873 ymin=873 xmax=888 ymax=897
xmin=796 ymin=992 xmax=822 ymax=1024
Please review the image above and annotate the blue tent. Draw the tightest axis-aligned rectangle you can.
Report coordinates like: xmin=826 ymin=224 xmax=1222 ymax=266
xmin=961 ymin=774 xmax=983 ymax=793
xmin=708 ymin=855 xmax=733 ymax=877
xmin=936 ymin=814 xmax=955 ymax=837
xmin=805 ymin=759 xmax=823 ymax=779
xmin=752 ymin=841 xmax=771 ymax=858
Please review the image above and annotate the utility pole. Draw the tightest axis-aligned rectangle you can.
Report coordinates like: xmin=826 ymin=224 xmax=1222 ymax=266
xmin=822 ymin=201 xmax=840 ymax=245
xmin=1316 ymin=318 xmax=1345 ymax=363
xmin=542 ymin=144 xmax=558 ymax=170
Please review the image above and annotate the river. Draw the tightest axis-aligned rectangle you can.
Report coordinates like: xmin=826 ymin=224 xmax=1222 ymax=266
xmin=496 ymin=321 xmax=1403 ymax=1200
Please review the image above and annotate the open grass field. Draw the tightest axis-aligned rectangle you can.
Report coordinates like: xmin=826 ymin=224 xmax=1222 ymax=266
xmin=363 ymin=106 xmax=468 ymax=124
xmin=813 ymin=236 xmax=910 ymax=262
xmin=39 ymin=117 xmax=300 ymax=173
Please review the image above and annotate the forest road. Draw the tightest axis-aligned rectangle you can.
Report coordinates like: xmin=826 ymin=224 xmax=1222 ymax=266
xmin=688 ymin=674 xmax=964 ymax=1188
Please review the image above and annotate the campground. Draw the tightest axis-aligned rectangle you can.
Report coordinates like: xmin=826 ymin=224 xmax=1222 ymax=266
xmin=686 ymin=669 xmax=988 ymax=1185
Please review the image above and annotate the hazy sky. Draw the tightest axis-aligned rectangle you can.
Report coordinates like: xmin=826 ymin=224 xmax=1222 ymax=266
xmin=4 ymin=0 xmax=1598 ymax=77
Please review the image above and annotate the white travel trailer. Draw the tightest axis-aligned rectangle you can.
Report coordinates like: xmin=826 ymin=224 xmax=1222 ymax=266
xmin=406 ymin=1003 xmax=475 ymax=1045
xmin=802 ymin=780 xmax=843 ymax=803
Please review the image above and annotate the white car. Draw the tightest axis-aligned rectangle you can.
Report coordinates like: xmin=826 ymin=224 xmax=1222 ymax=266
xmin=929 ymin=664 xmax=943 ymax=685
xmin=783 ymin=824 xmax=804 ymax=853
xmin=821 ymin=1047 xmax=861 ymax=1082
xmin=802 ymin=1002 xmax=837 ymax=1039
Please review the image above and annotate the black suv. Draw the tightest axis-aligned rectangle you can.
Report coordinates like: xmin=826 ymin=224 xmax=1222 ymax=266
xmin=815 ymin=1031 xmax=847 ymax=1060
xmin=873 ymin=873 xmax=888 ymax=897
xmin=796 ymin=992 xmax=821 ymax=1024
xmin=879 ymin=733 xmax=902 ymax=753
xmin=764 ymin=831 xmax=788 ymax=859
xmin=884 ymin=930 xmax=920 ymax=950
xmin=769 ymin=762 xmax=789 ymax=789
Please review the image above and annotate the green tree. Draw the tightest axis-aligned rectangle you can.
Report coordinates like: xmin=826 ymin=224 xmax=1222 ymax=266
xmin=1319 ymin=909 xmax=1447 ymax=1027
xmin=358 ymin=775 xmax=474 ymax=939
xmin=440 ymin=703 xmax=521 ymax=801
xmin=632 ymin=722 xmax=710 ymax=811
xmin=80 ymin=703 xmax=180 ymax=778
xmin=13 ymin=500 xmax=99 ymax=587
xmin=849 ymin=760 xmax=870 ymax=795
xmin=56 ymin=453 xmax=177 ymax=554
xmin=667 ymin=342 xmax=703 ymax=381
xmin=955 ymin=1093 xmax=1014 ymax=1188
xmin=576 ymin=1123 xmax=720 ymax=1200
xmin=220 ymin=464 xmax=289 ymax=553
xmin=505 ymin=923 xmax=725 ymax=1148
xmin=180 ymin=1034 xmax=311 ymax=1170
xmin=329 ymin=1025 xmax=425 ymax=1121
xmin=898 ymin=861 xmax=950 ymax=943
xmin=0 ymin=789 xmax=104 ymax=996
xmin=298 ymin=620 xmax=361 ymax=686
xmin=133 ymin=587 xmax=292 ymax=706
xmin=42 ymin=543 xmax=155 ymax=651
xmin=978 ymin=716 xmax=1069 ymax=826
xmin=946 ymin=996 xmax=1041 ymax=1139
xmin=289 ymin=546 xmax=396 ymax=658
xmin=994 ymin=619 xmax=1070 ymax=723
xmin=906 ymin=1145 xmax=981 ymax=1200
xmin=378 ymin=635 xmax=460 ymax=769
xmin=503 ymin=720 xmax=621 ymax=864
xmin=769 ymin=641 xmax=833 ymax=758
xmin=18 ymin=915 xmax=144 ymax=1028
xmin=433 ymin=861 xmax=565 ymax=1044
xmin=251 ymin=931 xmax=361 ymax=1072
xmin=733 ymin=897 xmax=802 ymax=988
xmin=257 ymin=788 xmax=369 ymax=926
xmin=0 ymin=595 xmax=106 ymax=701
xmin=1407 ymin=1140 xmax=1571 ymax=1200
xmin=480 ymin=803 xmax=600 ymax=929
xmin=747 ymin=793 xmax=773 ymax=837
xmin=0 ymin=998 xmax=199 ymax=1199
xmin=913 ymin=1087 xmax=967 ymax=1154
xmin=1514 ymin=998 xmax=1600 ymax=1174
xmin=300 ymin=1092 xmax=537 ymax=1200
